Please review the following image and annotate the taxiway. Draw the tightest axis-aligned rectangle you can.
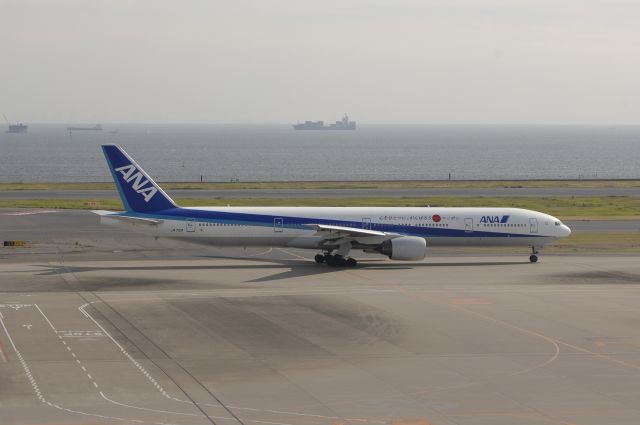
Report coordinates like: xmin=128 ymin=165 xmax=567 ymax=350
xmin=1 ymin=209 xmax=640 ymax=425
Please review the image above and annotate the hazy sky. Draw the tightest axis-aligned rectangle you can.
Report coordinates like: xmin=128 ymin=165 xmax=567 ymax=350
xmin=2 ymin=0 xmax=639 ymax=124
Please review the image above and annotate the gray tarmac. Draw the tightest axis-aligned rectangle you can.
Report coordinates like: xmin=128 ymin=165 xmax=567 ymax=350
xmin=1 ymin=209 xmax=640 ymax=425
xmin=1 ymin=185 xmax=639 ymax=199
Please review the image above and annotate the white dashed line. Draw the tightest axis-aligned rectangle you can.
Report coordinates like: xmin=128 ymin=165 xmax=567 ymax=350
xmin=0 ymin=310 xmax=143 ymax=424
xmin=79 ymin=301 xmax=388 ymax=425
xmin=79 ymin=303 xmax=176 ymax=399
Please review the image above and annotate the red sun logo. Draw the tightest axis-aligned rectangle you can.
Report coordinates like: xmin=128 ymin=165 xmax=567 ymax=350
xmin=432 ymin=214 xmax=441 ymax=223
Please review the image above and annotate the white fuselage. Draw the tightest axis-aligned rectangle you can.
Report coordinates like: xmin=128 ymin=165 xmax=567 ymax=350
xmin=101 ymin=206 xmax=571 ymax=250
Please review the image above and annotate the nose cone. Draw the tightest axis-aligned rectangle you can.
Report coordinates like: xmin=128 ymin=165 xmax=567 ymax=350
xmin=562 ymin=224 xmax=572 ymax=237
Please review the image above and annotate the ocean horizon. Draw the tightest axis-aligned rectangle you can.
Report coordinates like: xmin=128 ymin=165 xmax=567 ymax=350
xmin=1 ymin=124 xmax=639 ymax=183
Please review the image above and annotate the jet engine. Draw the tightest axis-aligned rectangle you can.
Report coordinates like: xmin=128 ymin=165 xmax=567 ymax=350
xmin=375 ymin=236 xmax=427 ymax=261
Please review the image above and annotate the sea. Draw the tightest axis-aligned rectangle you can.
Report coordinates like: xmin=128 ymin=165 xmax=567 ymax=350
xmin=0 ymin=124 xmax=639 ymax=183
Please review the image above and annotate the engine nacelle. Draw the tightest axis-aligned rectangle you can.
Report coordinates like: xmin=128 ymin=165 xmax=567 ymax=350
xmin=375 ymin=236 xmax=427 ymax=261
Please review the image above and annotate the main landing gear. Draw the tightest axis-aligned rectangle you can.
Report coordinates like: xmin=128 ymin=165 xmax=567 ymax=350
xmin=529 ymin=246 xmax=539 ymax=263
xmin=314 ymin=253 xmax=357 ymax=268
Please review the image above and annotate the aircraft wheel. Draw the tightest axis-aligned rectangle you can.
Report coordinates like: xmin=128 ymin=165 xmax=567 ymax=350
xmin=314 ymin=254 xmax=325 ymax=264
xmin=346 ymin=258 xmax=358 ymax=268
xmin=529 ymin=254 xmax=538 ymax=263
xmin=326 ymin=255 xmax=338 ymax=267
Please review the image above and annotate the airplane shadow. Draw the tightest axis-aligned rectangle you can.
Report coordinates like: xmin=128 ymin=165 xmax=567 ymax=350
xmin=34 ymin=259 xmax=530 ymax=283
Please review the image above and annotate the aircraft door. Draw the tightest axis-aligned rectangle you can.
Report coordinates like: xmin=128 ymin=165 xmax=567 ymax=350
xmin=186 ymin=218 xmax=196 ymax=232
xmin=274 ymin=217 xmax=284 ymax=232
xmin=362 ymin=218 xmax=371 ymax=230
xmin=464 ymin=218 xmax=473 ymax=233
xmin=529 ymin=218 xmax=538 ymax=233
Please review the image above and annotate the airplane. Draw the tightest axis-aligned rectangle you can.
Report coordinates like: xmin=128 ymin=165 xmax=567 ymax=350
xmin=93 ymin=145 xmax=572 ymax=267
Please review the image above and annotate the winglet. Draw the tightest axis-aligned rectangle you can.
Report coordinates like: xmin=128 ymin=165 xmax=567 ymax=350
xmin=101 ymin=145 xmax=177 ymax=213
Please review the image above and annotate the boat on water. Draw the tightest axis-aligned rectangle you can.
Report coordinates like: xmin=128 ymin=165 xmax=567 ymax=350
xmin=3 ymin=114 xmax=28 ymax=133
xmin=293 ymin=114 xmax=356 ymax=130
xmin=6 ymin=123 xmax=28 ymax=134
xmin=67 ymin=124 xmax=103 ymax=131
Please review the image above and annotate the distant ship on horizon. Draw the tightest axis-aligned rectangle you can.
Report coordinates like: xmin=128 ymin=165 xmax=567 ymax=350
xmin=293 ymin=114 xmax=356 ymax=130
xmin=67 ymin=124 xmax=103 ymax=131
xmin=3 ymin=114 xmax=28 ymax=134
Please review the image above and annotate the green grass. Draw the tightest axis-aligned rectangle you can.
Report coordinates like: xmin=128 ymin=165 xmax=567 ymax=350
xmin=547 ymin=232 xmax=640 ymax=253
xmin=448 ymin=232 xmax=640 ymax=253
xmin=1 ymin=179 xmax=640 ymax=191
xmin=1 ymin=196 xmax=639 ymax=220
xmin=0 ymin=199 xmax=123 ymax=210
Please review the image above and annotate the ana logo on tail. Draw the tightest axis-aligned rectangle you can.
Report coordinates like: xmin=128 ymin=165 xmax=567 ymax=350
xmin=114 ymin=164 xmax=158 ymax=202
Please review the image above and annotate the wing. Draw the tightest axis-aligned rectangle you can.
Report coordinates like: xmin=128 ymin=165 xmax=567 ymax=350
xmin=307 ymin=223 xmax=396 ymax=245
xmin=309 ymin=224 xmax=386 ymax=237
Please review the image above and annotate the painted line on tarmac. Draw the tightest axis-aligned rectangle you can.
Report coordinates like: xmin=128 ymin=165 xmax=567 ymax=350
xmin=100 ymin=391 xmax=240 ymax=421
xmin=0 ymin=306 xmax=145 ymax=424
xmin=1 ymin=210 xmax=57 ymax=216
xmin=78 ymin=302 xmax=178 ymax=400
xmin=275 ymin=247 xmax=309 ymax=260
xmin=79 ymin=301 xmax=389 ymax=425
xmin=0 ymin=311 xmax=7 ymax=362
xmin=48 ymin=303 xmax=234 ymax=424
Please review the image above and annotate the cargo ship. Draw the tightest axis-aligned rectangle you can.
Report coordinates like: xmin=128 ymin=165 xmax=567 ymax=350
xmin=293 ymin=114 xmax=356 ymax=130
xmin=67 ymin=124 xmax=103 ymax=131
xmin=3 ymin=114 xmax=28 ymax=133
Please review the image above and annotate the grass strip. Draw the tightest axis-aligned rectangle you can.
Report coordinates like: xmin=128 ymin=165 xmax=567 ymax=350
xmin=444 ymin=232 xmax=640 ymax=253
xmin=0 ymin=196 xmax=639 ymax=220
xmin=548 ymin=232 xmax=640 ymax=253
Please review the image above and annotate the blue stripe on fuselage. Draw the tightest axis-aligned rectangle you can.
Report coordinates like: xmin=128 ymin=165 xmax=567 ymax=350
xmin=116 ymin=207 xmax=545 ymax=239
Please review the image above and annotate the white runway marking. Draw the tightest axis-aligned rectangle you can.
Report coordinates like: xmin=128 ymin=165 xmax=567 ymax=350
xmin=39 ymin=303 xmax=241 ymax=424
xmin=35 ymin=304 xmax=57 ymax=331
xmin=78 ymin=302 xmax=389 ymax=425
xmin=100 ymin=392 xmax=206 ymax=418
xmin=0 ymin=309 xmax=7 ymax=362
xmin=275 ymin=247 xmax=308 ymax=260
xmin=0 ymin=304 xmax=33 ymax=310
xmin=239 ymin=247 xmax=273 ymax=258
xmin=58 ymin=330 xmax=106 ymax=338
xmin=1 ymin=210 xmax=57 ymax=216
xmin=0 ymin=339 xmax=7 ymax=363
xmin=443 ymin=300 xmax=564 ymax=376
xmin=0 ymin=307 xmax=145 ymax=424
xmin=79 ymin=302 xmax=176 ymax=399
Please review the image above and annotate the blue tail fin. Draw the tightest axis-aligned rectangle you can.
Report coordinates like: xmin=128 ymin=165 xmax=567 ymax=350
xmin=102 ymin=145 xmax=177 ymax=212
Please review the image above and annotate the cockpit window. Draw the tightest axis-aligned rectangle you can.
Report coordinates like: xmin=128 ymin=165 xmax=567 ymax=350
xmin=555 ymin=221 xmax=561 ymax=226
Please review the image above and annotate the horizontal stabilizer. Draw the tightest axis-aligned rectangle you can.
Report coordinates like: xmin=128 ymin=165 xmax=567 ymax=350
xmin=91 ymin=210 xmax=163 ymax=226
xmin=91 ymin=210 xmax=118 ymax=216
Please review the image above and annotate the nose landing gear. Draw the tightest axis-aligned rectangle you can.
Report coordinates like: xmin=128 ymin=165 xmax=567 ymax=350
xmin=530 ymin=246 xmax=539 ymax=263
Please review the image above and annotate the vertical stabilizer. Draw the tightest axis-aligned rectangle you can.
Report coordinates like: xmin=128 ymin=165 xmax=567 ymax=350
xmin=101 ymin=145 xmax=177 ymax=212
